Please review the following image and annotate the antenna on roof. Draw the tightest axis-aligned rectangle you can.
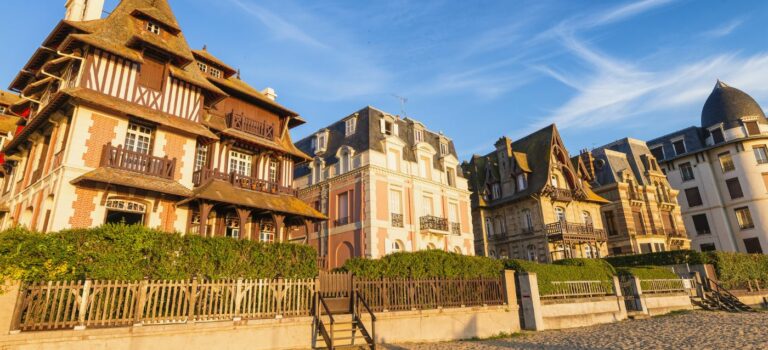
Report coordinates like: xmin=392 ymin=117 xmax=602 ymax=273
xmin=237 ymin=69 xmax=241 ymax=80
xmin=202 ymin=44 xmax=207 ymax=51
xmin=391 ymin=94 xmax=408 ymax=117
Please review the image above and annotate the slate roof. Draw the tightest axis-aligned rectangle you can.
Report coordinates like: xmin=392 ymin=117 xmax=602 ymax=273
xmin=590 ymin=138 xmax=658 ymax=187
xmin=702 ymin=80 xmax=766 ymax=130
xmin=294 ymin=106 xmax=460 ymax=178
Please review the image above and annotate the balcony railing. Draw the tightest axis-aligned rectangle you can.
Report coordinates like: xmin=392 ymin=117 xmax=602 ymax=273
xmin=391 ymin=213 xmax=404 ymax=228
xmin=450 ymin=222 xmax=460 ymax=235
xmin=419 ymin=215 xmax=449 ymax=233
xmin=100 ymin=143 xmax=175 ymax=180
xmin=192 ymin=168 xmax=298 ymax=196
xmin=550 ymin=188 xmax=573 ymax=202
xmin=226 ymin=112 xmax=275 ymax=141
xmin=629 ymin=192 xmax=643 ymax=201
xmin=545 ymin=221 xmax=606 ymax=242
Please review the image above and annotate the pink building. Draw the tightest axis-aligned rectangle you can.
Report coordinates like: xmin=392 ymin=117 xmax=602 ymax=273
xmin=293 ymin=107 xmax=475 ymax=269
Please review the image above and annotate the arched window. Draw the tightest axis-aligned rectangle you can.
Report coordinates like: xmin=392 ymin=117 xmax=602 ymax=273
xmin=426 ymin=243 xmax=437 ymax=250
xmin=391 ymin=240 xmax=404 ymax=253
xmin=555 ymin=207 xmax=565 ymax=222
xmin=582 ymin=211 xmax=593 ymax=226
xmin=522 ymin=209 xmax=533 ymax=232
xmin=584 ymin=244 xmax=593 ymax=259
xmin=526 ymin=245 xmax=537 ymax=261
xmin=105 ymin=199 xmax=146 ymax=226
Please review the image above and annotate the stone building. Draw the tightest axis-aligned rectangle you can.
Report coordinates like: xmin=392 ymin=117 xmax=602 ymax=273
xmin=647 ymin=81 xmax=768 ymax=254
xmin=463 ymin=124 xmax=609 ymax=262
xmin=582 ymin=138 xmax=690 ymax=255
xmin=293 ymin=106 xmax=475 ymax=269
xmin=0 ymin=0 xmax=324 ymax=237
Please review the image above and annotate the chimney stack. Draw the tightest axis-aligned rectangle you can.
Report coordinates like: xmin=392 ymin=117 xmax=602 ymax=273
xmin=261 ymin=87 xmax=278 ymax=101
xmin=65 ymin=0 xmax=104 ymax=21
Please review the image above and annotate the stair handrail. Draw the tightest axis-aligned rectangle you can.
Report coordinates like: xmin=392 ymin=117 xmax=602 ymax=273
xmin=355 ymin=291 xmax=376 ymax=349
xmin=706 ymin=277 xmax=752 ymax=311
xmin=317 ymin=295 xmax=335 ymax=348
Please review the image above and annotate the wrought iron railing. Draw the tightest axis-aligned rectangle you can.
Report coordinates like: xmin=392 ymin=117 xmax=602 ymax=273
xmin=192 ymin=168 xmax=297 ymax=196
xmin=100 ymin=143 xmax=176 ymax=180
xmin=545 ymin=221 xmax=606 ymax=242
xmin=450 ymin=222 xmax=461 ymax=235
xmin=226 ymin=112 xmax=275 ymax=140
xmin=419 ymin=215 xmax=449 ymax=232
xmin=391 ymin=213 xmax=404 ymax=228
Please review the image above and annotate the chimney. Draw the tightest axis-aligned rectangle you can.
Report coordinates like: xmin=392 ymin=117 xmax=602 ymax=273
xmin=65 ymin=0 xmax=104 ymax=21
xmin=261 ymin=87 xmax=277 ymax=101
xmin=579 ymin=149 xmax=596 ymax=181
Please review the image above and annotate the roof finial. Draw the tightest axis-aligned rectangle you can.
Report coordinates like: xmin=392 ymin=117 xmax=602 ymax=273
xmin=202 ymin=44 xmax=207 ymax=51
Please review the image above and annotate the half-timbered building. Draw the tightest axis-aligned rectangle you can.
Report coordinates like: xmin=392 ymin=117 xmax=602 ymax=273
xmin=463 ymin=124 xmax=610 ymax=262
xmin=0 ymin=0 xmax=324 ymax=239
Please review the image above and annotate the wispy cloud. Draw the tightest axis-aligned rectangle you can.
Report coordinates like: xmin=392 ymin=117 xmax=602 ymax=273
xmin=588 ymin=0 xmax=675 ymax=27
xmin=229 ymin=0 xmax=327 ymax=49
xmin=701 ymin=19 xmax=744 ymax=39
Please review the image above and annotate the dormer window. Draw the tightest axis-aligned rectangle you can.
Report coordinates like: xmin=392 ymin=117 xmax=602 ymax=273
xmin=709 ymin=125 xmax=725 ymax=144
xmin=414 ymin=129 xmax=424 ymax=143
xmin=743 ymin=120 xmax=761 ymax=136
xmin=650 ymin=145 xmax=664 ymax=161
xmin=345 ymin=117 xmax=357 ymax=136
xmin=197 ymin=62 xmax=208 ymax=73
xmin=209 ymin=67 xmax=222 ymax=79
xmin=147 ymin=21 xmax=161 ymax=35
xmin=313 ymin=131 xmax=328 ymax=154
xmin=672 ymin=138 xmax=686 ymax=156
xmin=491 ymin=183 xmax=501 ymax=199
xmin=516 ymin=174 xmax=527 ymax=191
xmin=440 ymin=142 xmax=449 ymax=156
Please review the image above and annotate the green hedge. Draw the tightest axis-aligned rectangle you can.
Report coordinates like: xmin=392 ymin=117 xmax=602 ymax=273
xmin=504 ymin=259 xmax=616 ymax=294
xmin=616 ymin=266 xmax=678 ymax=280
xmin=708 ymin=252 xmax=768 ymax=289
xmin=604 ymin=250 xmax=707 ymax=267
xmin=340 ymin=250 xmax=503 ymax=279
xmin=0 ymin=225 xmax=318 ymax=283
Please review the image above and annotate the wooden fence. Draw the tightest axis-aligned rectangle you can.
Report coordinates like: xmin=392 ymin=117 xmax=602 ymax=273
xmin=540 ymin=280 xmax=615 ymax=299
xmin=319 ymin=271 xmax=352 ymax=298
xmin=13 ymin=278 xmax=317 ymax=332
xmin=353 ymin=277 xmax=505 ymax=312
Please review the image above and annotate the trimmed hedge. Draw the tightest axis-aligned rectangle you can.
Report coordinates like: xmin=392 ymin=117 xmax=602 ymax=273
xmin=708 ymin=252 xmax=768 ymax=289
xmin=504 ymin=259 xmax=616 ymax=294
xmin=340 ymin=250 xmax=503 ymax=279
xmin=604 ymin=250 xmax=707 ymax=267
xmin=0 ymin=225 xmax=318 ymax=283
xmin=616 ymin=266 xmax=678 ymax=280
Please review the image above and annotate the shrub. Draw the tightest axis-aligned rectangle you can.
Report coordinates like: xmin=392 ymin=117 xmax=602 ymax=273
xmin=604 ymin=250 xmax=707 ymax=267
xmin=707 ymin=252 xmax=768 ymax=289
xmin=340 ymin=250 xmax=503 ymax=279
xmin=615 ymin=266 xmax=679 ymax=280
xmin=503 ymin=259 xmax=615 ymax=294
xmin=0 ymin=225 xmax=318 ymax=283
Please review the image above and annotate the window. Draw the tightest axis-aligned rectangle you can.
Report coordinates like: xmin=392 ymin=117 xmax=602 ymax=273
xmin=744 ymin=121 xmax=761 ymax=136
xmin=268 ymin=158 xmax=279 ymax=183
xmin=228 ymin=150 xmax=252 ymax=176
xmin=583 ymin=244 xmax=594 ymax=258
xmin=382 ymin=119 xmax=394 ymax=135
xmin=672 ymin=139 xmax=686 ymax=155
xmin=125 ymin=123 xmax=153 ymax=154
xmin=426 ymin=243 xmax=437 ymax=250
xmin=711 ymin=128 xmax=725 ymax=144
xmin=314 ymin=133 xmax=327 ymax=153
xmin=719 ymin=152 xmax=735 ymax=172
xmin=197 ymin=62 xmax=208 ymax=73
xmin=516 ymin=174 xmax=527 ymax=191
xmin=440 ymin=142 xmax=449 ymax=156
xmin=448 ymin=202 xmax=459 ymax=224
xmin=485 ymin=217 xmax=494 ymax=236
xmin=422 ymin=195 xmax=434 ymax=216
xmin=146 ymin=21 xmax=161 ymax=35
xmin=419 ymin=157 xmax=430 ymax=178
xmin=345 ymin=118 xmax=356 ymax=136
xmin=225 ymin=214 xmax=240 ymax=239
xmin=554 ymin=207 xmax=565 ymax=222
xmin=604 ymin=210 xmax=617 ymax=236
xmin=414 ymin=129 xmax=424 ymax=143
xmin=138 ymin=55 xmax=165 ymax=91
xmin=491 ymin=183 xmax=501 ymax=199
xmin=312 ymin=159 xmax=323 ymax=184
xmin=679 ymin=162 xmax=695 ymax=181
xmin=337 ymin=192 xmax=350 ymax=225
xmin=640 ymin=243 xmax=652 ymax=254
xmin=685 ymin=187 xmax=703 ymax=207
xmin=550 ymin=174 xmax=559 ymax=188
xmin=339 ymin=149 xmax=351 ymax=174
xmin=526 ymin=245 xmax=537 ymax=262
xmin=726 ymin=178 xmax=744 ymax=199
xmin=582 ymin=211 xmax=593 ymax=226
xmin=633 ymin=210 xmax=646 ymax=235
xmin=104 ymin=199 xmax=146 ymax=225
xmin=699 ymin=243 xmax=716 ymax=252
xmin=654 ymin=243 xmax=666 ymax=252
xmin=754 ymin=145 xmax=768 ymax=164
xmin=522 ymin=209 xmax=533 ymax=232
xmin=446 ymin=168 xmax=456 ymax=187
xmin=650 ymin=146 xmax=664 ymax=161
xmin=735 ymin=207 xmax=754 ymax=230
xmin=194 ymin=143 xmax=208 ymax=171
xmin=391 ymin=240 xmax=404 ymax=253
xmin=743 ymin=238 xmax=763 ymax=254
xmin=209 ymin=67 xmax=222 ymax=78
xmin=389 ymin=189 xmax=402 ymax=215
xmin=387 ymin=148 xmax=400 ymax=171
xmin=259 ymin=221 xmax=275 ymax=243
xmin=692 ymin=214 xmax=711 ymax=235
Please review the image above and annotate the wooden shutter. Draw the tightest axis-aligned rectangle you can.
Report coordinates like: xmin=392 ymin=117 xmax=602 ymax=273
xmin=745 ymin=121 xmax=760 ymax=136
xmin=138 ymin=56 xmax=165 ymax=91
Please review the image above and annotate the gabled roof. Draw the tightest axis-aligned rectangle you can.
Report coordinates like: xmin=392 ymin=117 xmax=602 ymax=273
xmin=192 ymin=49 xmax=236 ymax=76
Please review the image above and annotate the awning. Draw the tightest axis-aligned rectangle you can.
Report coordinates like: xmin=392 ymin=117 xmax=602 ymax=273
xmin=71 ymin=167 xmax=193 ymax=197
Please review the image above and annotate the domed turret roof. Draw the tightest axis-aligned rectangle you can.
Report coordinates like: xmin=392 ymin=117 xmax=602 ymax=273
xmin=701 ymin=80 xmax=766 ymax=130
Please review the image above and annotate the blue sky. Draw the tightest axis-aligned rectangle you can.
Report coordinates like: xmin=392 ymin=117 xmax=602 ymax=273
xmin=1 ymin=0 xmax=767 ymax=160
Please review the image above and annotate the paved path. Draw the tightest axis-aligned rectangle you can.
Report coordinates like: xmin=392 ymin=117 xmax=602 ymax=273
xmin=382 ymin=311 xmax=768 ymax=350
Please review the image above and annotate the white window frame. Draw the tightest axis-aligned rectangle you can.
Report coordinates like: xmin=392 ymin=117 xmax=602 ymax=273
xmin=422 ymin=195 xmax=434 ymax=216
xmin=345 ymin=118 xmax=357 ymax=136
xmin=229 ymin=150 xmax=252 ymax=176
xmin=671 ymin=136 xmax=686 ymax=156
xmin=125 ymin=122 xmax=153 ymax=154
xmin=414 ymin=129 xmax=424 ymax=143
xmin=209 ymin=67 xmax=222 ymax=78
xmin=517 ymin=174 xmax=527 ymax=191
xmin=194 ymin=143 xmax=208 ymax=171
xmin=268 ymin=157 xmax=279 ymax=183
xmin=197 ymin=62 xmax=208 ymax=73
xmin=448 ymin=202 xmax=459 ymax=224
xmin=389 ymin=189 xmax=402 ymax=215
xmin=491 ymin=183 xmax=501 ymax=199
xmin=440 ymin=142 xmax=449 ymax=156
xmin=146 ymin=21 xmax=161 ymax=35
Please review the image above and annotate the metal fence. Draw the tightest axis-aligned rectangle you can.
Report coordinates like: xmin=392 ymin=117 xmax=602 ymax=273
xmin=13 ymin=278 xmax=317 ymax=332
xmin=640 ymin=278 xmax=693 ymax=295
xmin=354 ymin=277 xmax=506 ymax=312
xmin=540 ymin=280 xmax=615 ymax=299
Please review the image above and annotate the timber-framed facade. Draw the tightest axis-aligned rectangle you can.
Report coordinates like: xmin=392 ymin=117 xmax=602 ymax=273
xmin=0 ymin=0 xmax=324 ymax=239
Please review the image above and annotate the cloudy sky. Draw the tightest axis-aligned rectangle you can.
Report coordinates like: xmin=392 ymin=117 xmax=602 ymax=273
xmin=1 ymin=0 xmax=766 ymax=159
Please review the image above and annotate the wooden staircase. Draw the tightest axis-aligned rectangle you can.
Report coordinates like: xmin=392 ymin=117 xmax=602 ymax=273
xmin=314 ymin=295 xmax=376 ymax=350
xmin=691 ymin=278 xmax=753 ymax=312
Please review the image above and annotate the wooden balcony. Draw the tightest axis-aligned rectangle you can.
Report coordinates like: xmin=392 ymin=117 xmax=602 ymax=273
xmin=100 ymin=143 xmax=175 ymax=180
xmin=192 ymin=168 xmax=298 ymax=197
xmin=550 ymin=188 xmax=573 ymax=202
xmin=419 ymin=215 xmax=449 ymax=234
xmin=545 ymin=221 xmax=606 ymax=243
xmin=391 ymin=213 xmax=404 ymax=228
xmin=226 ymin=112 xmax=275 ymax=141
